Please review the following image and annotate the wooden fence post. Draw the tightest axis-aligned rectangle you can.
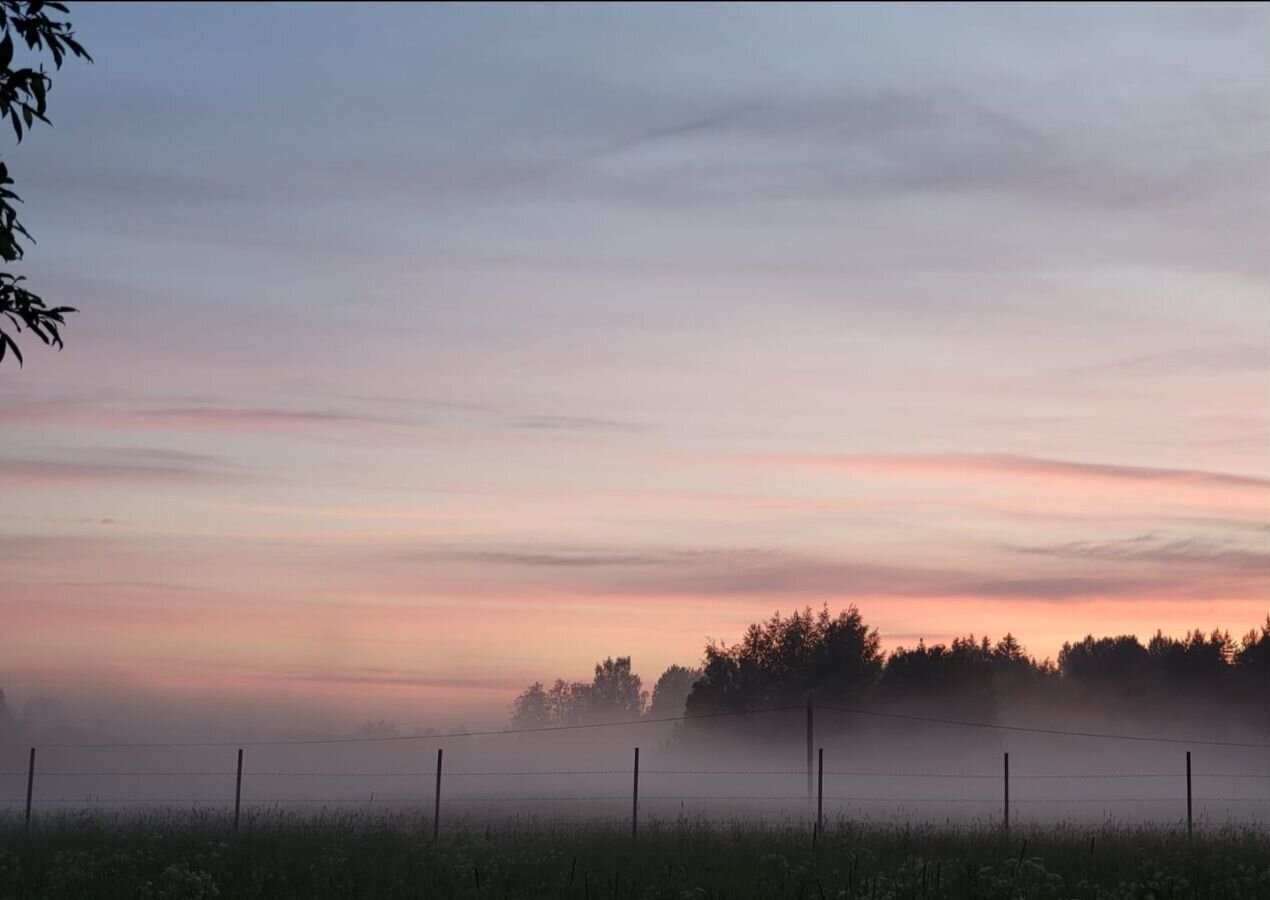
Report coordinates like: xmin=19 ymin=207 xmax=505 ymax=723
xmin=233 ymin=748 xmax=243 ymax=832
xmin=816 ymin=747 xmax=824 ymax=838
xmin=1186 ymin=751 xmax=1192 ymax=840
xmin=24 ymin=747 xmax=34 ymax=834
xmin=1003 ymin=752 xmax=1010 ymax=837
xmin=433 ymin=747 xmax=443 ymax=842
xmin=632 ymin=747 xmax=640 ymax=844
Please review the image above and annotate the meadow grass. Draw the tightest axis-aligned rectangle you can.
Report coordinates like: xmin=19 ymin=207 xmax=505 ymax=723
xmin=1 ymin=809 xmax=1268 ymax=898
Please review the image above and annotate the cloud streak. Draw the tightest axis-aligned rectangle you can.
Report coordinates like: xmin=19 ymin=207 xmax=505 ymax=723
xmin=133 ymin=406 xmax=404 ymax=433
xmin=1015 ymin=533 xmax=1268 ymax=572
xmin=753 ymin=453 xmax=1270 ymax=492
xmin=368 ymin=540 xmax=1267 ymax=604
xmin=0 ymin=452 xmax=246 ymax=487
xmin=1067 ymin=344 xmax=1268 ymax=378
xmin=511 ymin=414 xmax=646 ymax=433
xmin=255 ymin=666 xmax=523 ymax=693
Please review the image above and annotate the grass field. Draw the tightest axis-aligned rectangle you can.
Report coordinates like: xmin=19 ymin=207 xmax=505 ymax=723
xmin=2 ymin=812 xmax=1269 ymax=899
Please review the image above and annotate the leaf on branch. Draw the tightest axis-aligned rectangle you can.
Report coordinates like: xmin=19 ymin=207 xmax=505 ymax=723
xmin=0 ymin=0 xmax=91 ymax=367
xmin=0 ymin=329 xmax=23 ymax=365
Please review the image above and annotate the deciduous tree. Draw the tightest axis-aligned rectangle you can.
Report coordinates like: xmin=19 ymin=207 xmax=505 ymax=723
xmin=0 ymin=1 xmax=90 ymax=366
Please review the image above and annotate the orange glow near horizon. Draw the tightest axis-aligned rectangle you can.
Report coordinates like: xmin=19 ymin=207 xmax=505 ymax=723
xmin=1 ymin=2 xmax=1267 ymax=737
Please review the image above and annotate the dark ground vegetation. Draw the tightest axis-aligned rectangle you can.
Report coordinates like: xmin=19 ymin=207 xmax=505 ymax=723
xmin=3 ymin=811 xmax=1269 ymax=899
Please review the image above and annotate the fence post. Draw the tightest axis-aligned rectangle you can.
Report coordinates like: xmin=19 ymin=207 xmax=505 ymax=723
xmin=816 ymin=746 xmax=824 ymax=837
xmin=631 ymin=747 xmax=640 ymax=844
xmin=805 ymin=697 xmax=814 ymax=809
xmin=234 ymin=748 xmax=243 ymax=832
xmin=24 ymin=747 xmax=34 ymax=834
xmin=1003 ymin=752 xmax=1009 ymax=837
xmin=1186 ymin=750 xmax=1192 ymax=840
xmin=433 ymin=747 xmax=443 ymax=842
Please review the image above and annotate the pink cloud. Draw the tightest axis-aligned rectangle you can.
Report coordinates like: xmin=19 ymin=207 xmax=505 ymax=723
xmin=0 ymin=457 xmax=244 ymax=487
xmin=131 ymin=407 xmax=397 ymax=432
xmin=758 ymin=452 xmax=1268 ymax=489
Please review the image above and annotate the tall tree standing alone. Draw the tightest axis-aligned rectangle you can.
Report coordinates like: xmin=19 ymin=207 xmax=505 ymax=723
xmin=0 ymin=1 xmax=89 ymax=366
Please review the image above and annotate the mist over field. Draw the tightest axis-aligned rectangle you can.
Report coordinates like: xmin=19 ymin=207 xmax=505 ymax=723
xmin=2 ymin=713 xmax=1267 ymax=829
xmin=4 ymin=607 xmax=1266 ymax=830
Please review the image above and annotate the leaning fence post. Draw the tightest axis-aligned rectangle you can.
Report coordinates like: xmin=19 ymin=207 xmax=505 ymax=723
xmin=1003 ymin=752 xmax=1010 ymax=837
xmin=233 ymin=748 xmax=243 ymax=832
xmin=24 ymin=747 xmax=34 ymax=834
xmin=1186 ymin=750 xmax=1193 ymax=840
xmin=433 ymin=747 xmax=443 ymax=841
xmin=631 ymin=747 xmax=640 ymax=844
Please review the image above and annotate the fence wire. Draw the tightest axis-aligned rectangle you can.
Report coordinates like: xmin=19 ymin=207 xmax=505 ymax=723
xmin=4 ymin=702 xmax=1267 ymax=829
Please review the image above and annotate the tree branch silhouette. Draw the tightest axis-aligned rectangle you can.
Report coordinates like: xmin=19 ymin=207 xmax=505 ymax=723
xmin=0 ymin=1 xmax=90 ymax=367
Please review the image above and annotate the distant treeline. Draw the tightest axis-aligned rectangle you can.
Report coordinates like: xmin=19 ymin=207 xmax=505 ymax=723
xmin=511 ymin=605 xmax=1270 ymax=730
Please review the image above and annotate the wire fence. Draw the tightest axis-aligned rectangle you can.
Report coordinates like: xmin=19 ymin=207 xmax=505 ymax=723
xmin=3 ymin=704 xmax=1267 ymax=834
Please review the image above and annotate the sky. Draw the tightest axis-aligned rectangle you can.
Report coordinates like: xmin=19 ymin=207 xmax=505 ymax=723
xmin=0 ymin=2 xmax=1267 ymax=734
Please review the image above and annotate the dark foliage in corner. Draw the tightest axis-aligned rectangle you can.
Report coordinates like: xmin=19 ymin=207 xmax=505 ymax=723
xmin=0 ymin=1 xmax=90 ymax=366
